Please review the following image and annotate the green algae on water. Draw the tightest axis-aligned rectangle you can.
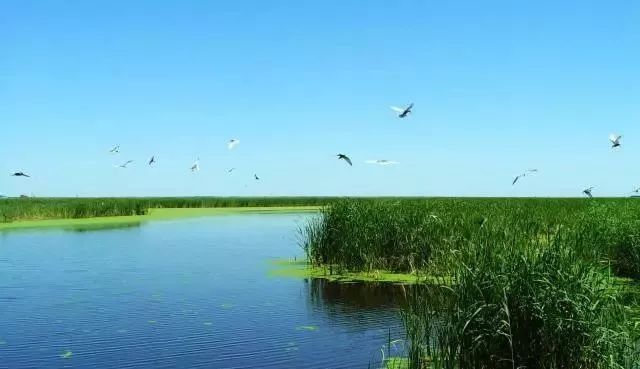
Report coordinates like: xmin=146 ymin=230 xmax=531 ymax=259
xmin=268 ymin=259 xmax=425 ymax=284
xmin=60 ymin=350 xmax=73 ymax=359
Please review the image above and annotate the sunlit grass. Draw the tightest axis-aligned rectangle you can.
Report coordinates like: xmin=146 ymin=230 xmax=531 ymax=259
xmin=302 ymin=198 xmax=640 ymax=368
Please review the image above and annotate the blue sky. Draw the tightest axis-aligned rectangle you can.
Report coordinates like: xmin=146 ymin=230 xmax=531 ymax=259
xmin=1 ymin=0 xmax=639 ymax=197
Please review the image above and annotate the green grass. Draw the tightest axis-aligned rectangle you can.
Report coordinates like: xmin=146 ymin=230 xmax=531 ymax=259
xmin=0 ymin=196 xmax=336 ymax=223
xmin=0 ymin=206 xmax=321 ymax=231
xmin=301 ymin=198 xmax=640 ymax=368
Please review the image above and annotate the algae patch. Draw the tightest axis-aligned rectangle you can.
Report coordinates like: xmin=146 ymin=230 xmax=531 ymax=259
xmin=268 ymin=259 xmax=424 ymax=284
xmin=60 ymin=350 xmax=73 ymax=359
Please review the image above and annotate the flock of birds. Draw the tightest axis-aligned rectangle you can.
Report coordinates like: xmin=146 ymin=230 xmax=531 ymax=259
xmin=6 ymin=104 xmax=635 ymax=198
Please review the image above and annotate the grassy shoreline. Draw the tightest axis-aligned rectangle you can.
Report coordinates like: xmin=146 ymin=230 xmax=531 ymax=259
xmin=0 ymin=206 xmax=320 ymax=231
xmin=300 ymin=198 xmax=640 ymax=368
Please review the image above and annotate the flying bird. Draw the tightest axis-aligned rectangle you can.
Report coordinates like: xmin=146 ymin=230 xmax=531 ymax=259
xmin=609 ymin=134 xmax=622 ymax=148
xmin=512 ymin=169 xmax=538 ymax=185
xmin=109 ymin=145 xmax=120 ymax=153
xmin=228 ymin=168 xmax=236 ymax=173
xmin=254 ymin=174 xmax=260 ymax=181
xmin=633 ymin=187 xmax=640 ymax=194
xmin=117 ymin=160 xmax=133 ymax=168
xmin=390 ymin=103 xmax=414 ymax=118
xmin=228 ymin=139 xmax=240 ymax=150
xmin=148 ymin=156 xmax=156 ymax=165
xmin=337 ymin=154 xmax=352 ymax=166
xmin=365 ymin=159 xmax=399 ymax=166
xmin=11 ymin=172 xmax=30 ymax=178
xmin=583 ymin=187 xmax=594 ymax=198
xmin=191 ymin=158 xmax=200 ymax=172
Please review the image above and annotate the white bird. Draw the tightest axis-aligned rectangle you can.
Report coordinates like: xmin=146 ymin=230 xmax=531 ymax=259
xmin=228 ymin=139 xmax=240 ymax=150
xmin=583 ymin=187 xmax=594 ymax=198
xmin=365 ymin=159 xmax=399 ymax=166
xmin=116 ymin=160 xmax=133 ymax=168
xmin=390 ymin=103 xmax=413 ymax=118
xmin=109 ymin=145 xmax=120 ymax=153
xmin=191 ymin=158 xmax=200 ymax=172
xmin=609 ymin=134 xmax=622 ymax=148
xmin=512 ymin=169 xmax=538 ymax=185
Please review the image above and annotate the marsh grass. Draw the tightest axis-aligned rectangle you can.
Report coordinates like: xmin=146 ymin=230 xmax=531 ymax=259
xmin=0 ymin=196 xmax=337 ymax=223
xmin=302 ymin=198 xmax=640 ymax=368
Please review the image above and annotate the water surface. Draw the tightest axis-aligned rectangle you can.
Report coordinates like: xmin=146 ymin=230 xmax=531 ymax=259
xmin=0 ymin=213 xmax=404 ymax=368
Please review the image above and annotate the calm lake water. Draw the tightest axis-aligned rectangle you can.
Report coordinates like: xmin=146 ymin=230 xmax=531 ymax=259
xmin=0 ymin=213 xmax=404 ymax=369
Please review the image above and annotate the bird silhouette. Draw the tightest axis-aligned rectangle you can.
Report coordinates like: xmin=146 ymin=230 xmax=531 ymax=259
xmin=12 ymin=172 xmax=30 ymax=178
xmin=390 ymin=103 xmax=413 ymax=118
xmin=191 ymin=158 xmax=200 ymax=172
xmin=109 ymin=145 xmax=120 ymax=153
xmin=512 ymin=169 xmax=538 ymax=185
xmin=337 ymin=154 xmax=352 ymax=166
xmin=228 ymin=139 xmax=240 ymax=150
xmin=609 ymin=134 xmax=622 ymax=148
xmin=583 ymin=187 xmax=594 ymax=198
xmin=117 ymin=160 xmax=134 ymax=168
xmin=148 ymin=156 xmax=156 ymax=165
xmin=254 ymin=174 xmax=260 ymax=180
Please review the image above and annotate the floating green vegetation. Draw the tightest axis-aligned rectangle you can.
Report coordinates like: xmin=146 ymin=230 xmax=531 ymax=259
xmin=268 ymin=259 xmax=426 ymax=284
xmin=203 ymin=322 xmax=213 ymax=326
xmin=296 ymin=325 xmax=318 ymax=331
xmin=147 ymin=320 xmax=157 ymax=324
xmin=220 ymin=303 xmax=233 ymax=309
xmin=60 ymin=350 xmax=73 ymax=359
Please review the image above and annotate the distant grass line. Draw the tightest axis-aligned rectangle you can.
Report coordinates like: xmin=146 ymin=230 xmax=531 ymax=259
xmin=0 ymin=197 xmax=338 ymax=223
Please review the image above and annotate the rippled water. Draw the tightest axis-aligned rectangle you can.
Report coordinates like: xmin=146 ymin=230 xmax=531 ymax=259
xmin=0 ymin=213 xmax=404 ymax=368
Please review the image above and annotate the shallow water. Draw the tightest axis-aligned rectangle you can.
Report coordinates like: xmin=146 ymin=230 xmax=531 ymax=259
xmin=0 ymin=213 xmax=404 ymax=368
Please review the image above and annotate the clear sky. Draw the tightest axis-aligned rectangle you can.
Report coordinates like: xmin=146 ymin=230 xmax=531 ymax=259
xmin=2 ymin=1 xmax=639 ymax=197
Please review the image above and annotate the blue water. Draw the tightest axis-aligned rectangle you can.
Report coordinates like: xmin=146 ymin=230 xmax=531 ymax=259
xmin=0 ymin=214 xmax=404 ymax=368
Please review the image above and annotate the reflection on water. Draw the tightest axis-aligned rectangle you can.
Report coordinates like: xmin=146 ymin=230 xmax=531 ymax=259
xmin=306 ymin=278 xmax=415 ymax=309
xmin=0 ymin=214 xmax=405 ymax=369
xmin=64 ymin=221 xmax=142 ymax=233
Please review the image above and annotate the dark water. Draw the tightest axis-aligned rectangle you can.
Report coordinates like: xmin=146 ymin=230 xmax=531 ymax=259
xmin=0 ymin=214 xmax=404 ymax=369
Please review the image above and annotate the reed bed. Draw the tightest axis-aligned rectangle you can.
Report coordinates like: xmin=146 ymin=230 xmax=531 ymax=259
xmin=302 ymin=198 xmax=640 ymax=368
xmin=0 ymin=196 xmax=338 ymax=223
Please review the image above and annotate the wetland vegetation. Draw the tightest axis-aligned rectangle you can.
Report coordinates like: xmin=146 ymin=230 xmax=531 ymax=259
xmin=301 ymin=198 xmax=640 ymax=368
xmin=0 ymin=196 xmax=333 ymax=224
